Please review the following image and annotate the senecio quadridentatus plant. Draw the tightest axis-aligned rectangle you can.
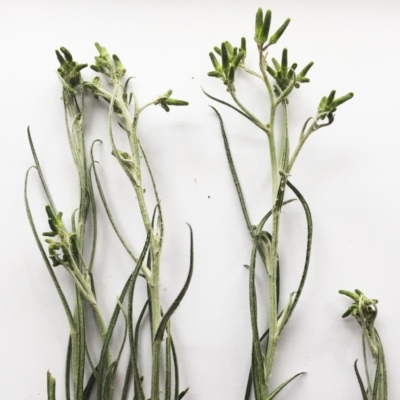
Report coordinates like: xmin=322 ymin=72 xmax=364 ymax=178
xmin=340 ymin=289 xmax=387 ymax=400
xmin=25 ymin=44 xmax=192 ymax=400
xmin=205 ymin=8 xmax=353 ymax=399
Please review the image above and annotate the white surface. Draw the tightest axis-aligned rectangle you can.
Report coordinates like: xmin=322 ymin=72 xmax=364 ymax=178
xmin=1 ymin=0 xmax=399 ymax=398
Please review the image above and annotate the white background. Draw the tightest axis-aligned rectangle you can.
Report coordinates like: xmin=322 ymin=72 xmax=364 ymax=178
xmin=1 ymin=0 xmax=399 ymax=399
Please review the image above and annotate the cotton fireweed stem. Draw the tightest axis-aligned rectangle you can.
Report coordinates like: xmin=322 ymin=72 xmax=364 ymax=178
xmin=206 ymin=8 xmax=353 ymax=398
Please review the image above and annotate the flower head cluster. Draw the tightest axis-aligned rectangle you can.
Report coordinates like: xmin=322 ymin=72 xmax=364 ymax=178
xmin=339 ymin=289 xmax=378 ymax=326
xmin=254 ymin=8 xmax=290 ymax=47
xmin=42 ymin=206 xmax=75 ymax=267
xmin=267 ymin=48 xmax=313 ymax=92
xmin=208 ymin=39 xmax=247 ymax=85
xmin=90 ymin=43 xmax=126 ymax=83
xmin=56 ymin=47 xmax=87 ymax=94
xmin=155 ymin=89 xmax=189 ymax=112
xmin=318 ymin=90 xmax=354 ymax=121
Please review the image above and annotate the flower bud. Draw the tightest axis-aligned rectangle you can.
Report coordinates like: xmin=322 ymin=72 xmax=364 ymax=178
xmin=221 ymin=42 xmax=229 ymax=75
xmin=271 ymin=58 xmax=281 ymax=72
xmin=232 ymin=50 xmax=246 ymax=69
xmin=225 ymin=41 xmax=234 ymax=55
xmin=255 ymin=8 xmax=263 ymax=42
xmin=331 ymin=92 xmax=354 ymax=107
xmin=269 ymin=18 xmax=290 ymax=45
xmin=326 ymin=90 xmax=336 ymax=107
xmin=60 ymin=47 xmax=73 ymax=62
xmin=298 ymin=61 xmax=314 ymax=79
xmin=94 ymin=42 xmax=109 ymax=58
xmin=241 ymin=37 xmax=246 ymax=52
xmin=259 ymin=10 xmax=271 ymax=43
xmin=339 ymin=289 xmax=359 ymax=302
xmin=55 ymin=50 xmax=65 ymax=65
xmin=213 ymin=46 xmax=222 ymax=56
xmin=281 ymin=48 xmax=288 ymax=75
xmin=165 ymin=98 xmax=189 ymax=106
xmin=208 ymin=71 xmax=221 ymax=78
xmin=209 ymin=52 xmax=222 ymax=72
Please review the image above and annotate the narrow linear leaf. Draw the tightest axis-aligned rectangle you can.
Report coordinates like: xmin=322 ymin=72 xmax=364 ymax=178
xmin=202 ymin=87 xmax=253 ymax=122
xmin=244 ymin=364 xmax=252 ymax=400
xmin=165 ymin=324 xmax=172 ymax=400
xmin=178 ymin=388 xmax=189 ymax=400
xmin=106 ymin=301 xmax=130 ymax=398
xmin=251 ymin=345 xmax=263 ymax=400
xmin=65 ymin=337 xmax=72 ymax=400
xmin=96 ymin=231 xmax=149 ymax=400
xmin=74 ymin=291 xmax=86 ymax=400
xmin=134 ymin=300 xmax=149 ymax=352
xmin=24 ymin=168 xmax=75 ymax=330
xmin=210 ymin=106 xmax=252 ymax=234
xmin=154 ymin=224 xmax=194 ymax=341
xmin=96 ymin=267 xmax=145 ymax=398
xmin=266 ymin=372 xmax=305 ymax=400
xmin=121 ymin=360 xmax=133 ymax=400
xmin=27 ymin=127 xmax=56 ymax=211
xmin=284 ymin=180 xmax=313 ymax=325
xmin=127 ymin=232 xmax=152 ymax=400
xmin=354 ymin=360 xmax=369 ymax=400
xmin=90 ymin=140 xmax=138 ymax=263
xmin=171 ymin=336 xmax=180 ymax=400
xmin=47 ymin=371 xmax=56 ymax=400
xmin=248 ymin=239 xmax=266 ymax=400
xmin=83 ymin=366 xmax=100 ymax=400
xmin=87 ymin=163 xmax=98 ymax=271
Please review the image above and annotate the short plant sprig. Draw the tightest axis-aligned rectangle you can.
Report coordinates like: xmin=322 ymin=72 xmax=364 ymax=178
xmin=26 ymin=44 xmax=192 ymax=400
xmin=340 ymin=289 xmax=387 ymax=400
xmin=206 ymin=8 xmax=353 ymax=398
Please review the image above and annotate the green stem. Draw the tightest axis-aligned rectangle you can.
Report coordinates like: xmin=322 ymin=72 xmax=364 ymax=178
xmin=115 ymin=87 xmax=162 ymax=336
xmin=151 ymin=339 xmax=162 ymax=400
xmin=287 ymin=119 xmax=318 ymax=173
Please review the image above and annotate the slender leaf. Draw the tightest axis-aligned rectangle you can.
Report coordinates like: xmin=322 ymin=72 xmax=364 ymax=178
xmin=248 ymin=239 xmax=266 ymax=400
xmin=354 ymin=360 xmax=369 ymax=400
xmin=127 ymin=232 xmax=152 ymax=400
xmin=121 ymin=360 xmax=133 ymax=400
xmin=47 ymin=371 xmax=56 ymax=400
xmin=179 ymin=388 xmax=189 ymax=399
xmin=83 ymin=366 xmax=99 ymax=400
xmin=154 ymin=224 xmax=194 ymax=341
xmin=165 ymin=323 xmax=172 ymax=400
xmin=65 ymin=337 xmax=72 ymax=400
xmin=87 ymin=163 xmax=98 ymax=271
xmin=74 ymin=291 xmax=86 ymax=400
xmin=266 ymin=372 xmax=305 ymax=400
xmin=202 ymin=87 xmax=253 ymax=122
xmin=210 ymin=106 xmax=252 ymax=234
xmin=91 ymin=140 xmax=139 ymax=263
xmin=24 ymin=167 xmax=75 ymax=329
xmin=171 ymin=336 xmax=180 ymax=400
xmin=134 ymin=300 xmax=149 ymax=352
xmin=27 ymin=128 xmax=56 ymax=211
xmin=284 ymin=180 xmax=313 ymax=325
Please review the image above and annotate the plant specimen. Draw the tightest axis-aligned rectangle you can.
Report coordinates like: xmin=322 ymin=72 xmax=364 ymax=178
xmin=340 ymin=290 xmax=387 ymax=400
xmin=205 ymin=8 xmax=353 ymax=399
xmin=25 ymin=44 xmax=191 ymax=400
